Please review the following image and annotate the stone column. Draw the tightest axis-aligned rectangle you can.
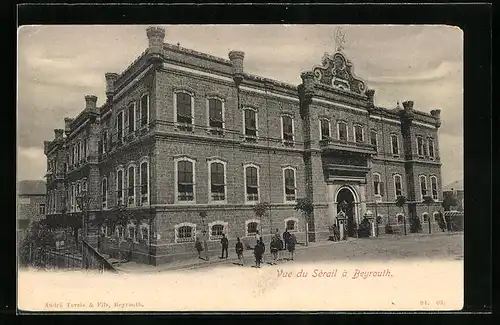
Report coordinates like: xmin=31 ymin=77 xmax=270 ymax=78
xmin=359 ymin=183 xmax=367 ymax=222
xmin=327 ymin=184 xmax=336 ymax=225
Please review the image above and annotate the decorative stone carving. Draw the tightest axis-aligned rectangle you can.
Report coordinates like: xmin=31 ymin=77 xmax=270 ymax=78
xmin=311 ymin=52 xmax=367 ymax=95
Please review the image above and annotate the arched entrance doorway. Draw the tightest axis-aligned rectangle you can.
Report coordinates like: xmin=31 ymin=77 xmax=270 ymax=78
xmin=336 ymin=187 xmax=357 ymax=237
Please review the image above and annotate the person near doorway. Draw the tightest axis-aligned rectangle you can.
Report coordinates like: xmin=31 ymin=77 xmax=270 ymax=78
xmin=220 ymin=233 xmax=229 ymax=259
xmin=254 ymin=238 xmax=264 ymax=268
xmin=235 ymin=237 xmax=244 ymax=265
xmin=283 ymin=229 xmax=290 ymax=251
xmin=270 ymin=235 xmax=279 ymax=264
xmin=287 ymin=232 xmax=296 ymax=260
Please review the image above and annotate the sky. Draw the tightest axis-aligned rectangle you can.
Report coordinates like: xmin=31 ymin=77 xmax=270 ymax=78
xmin=17 ymin=25 xmax=463 ymax=185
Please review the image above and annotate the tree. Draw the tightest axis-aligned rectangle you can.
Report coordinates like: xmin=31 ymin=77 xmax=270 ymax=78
xmin=441 ymin=193 xmax=458 ymax=211
xmin=294 ymin=197 xmax=314 ymax=246
xmin=422 ymin=195 xmax=435 ymax=234
xmin=107 ymin=204 xmax=134 ymax=264
xmin=19 ymin=220 xmax=55 ymax=268
xmin=395 ymin=195 xmax=407 ymax=235
xmin=253 ymin=202 xmax=270 ymax=235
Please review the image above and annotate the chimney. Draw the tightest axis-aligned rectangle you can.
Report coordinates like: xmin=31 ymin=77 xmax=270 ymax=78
xmin=366 ymin=89 xmax=375 ymax=107
xmin=64 ymin=118 xmax=74 ymax=135
xmin=228 ymin=50 xmax=245 ymax=84
xmin=54 ymin=129 xmax=64 ymax=140
xmin=430 ymin=109 xmax=442 ymax=128
xmin=402 ymin=100 xmax=414 ymax=111
xmin=300 ymin=71 xmax=315 ymax=96
xmin=85 ymin=95 xmax=98 ymax=111
xmin=146 ymin=26 xmax=166 ymax=53
xmin=105 ymin=73 xmax=119 ymax=98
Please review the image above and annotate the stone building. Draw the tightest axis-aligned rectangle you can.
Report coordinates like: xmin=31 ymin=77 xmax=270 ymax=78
xmin=17 ymin=180 xmax=46 ymax=242
xmin=44 ymin=26 xmax=445 ymax=265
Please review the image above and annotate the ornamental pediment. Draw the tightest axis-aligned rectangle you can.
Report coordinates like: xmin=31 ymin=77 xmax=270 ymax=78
xmin=311 ymin=52 xmax=367 ymax=95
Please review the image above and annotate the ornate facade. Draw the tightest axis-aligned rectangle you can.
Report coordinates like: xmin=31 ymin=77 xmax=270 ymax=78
xmin=44 ymin=26 xmax=444 ymax=265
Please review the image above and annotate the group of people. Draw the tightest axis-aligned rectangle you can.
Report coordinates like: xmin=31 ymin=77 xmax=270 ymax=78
xmin=245 ymin=229 xmax=297 ymax=268
xmin=195 ymin=228 xmax=297 ymax=268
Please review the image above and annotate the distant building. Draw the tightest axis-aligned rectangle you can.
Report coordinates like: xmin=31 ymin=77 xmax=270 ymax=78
xmin=17 ymin=180 xmax=46 ymax=242
xmin=443 ymin=180 xmax=463 ymax=211
xmin=43 ymin=26 xmax=445 ymax=265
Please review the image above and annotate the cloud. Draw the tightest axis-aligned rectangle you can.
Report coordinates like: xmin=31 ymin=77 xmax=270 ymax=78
xmin=17 ymin=147 xmax=46 ymax=181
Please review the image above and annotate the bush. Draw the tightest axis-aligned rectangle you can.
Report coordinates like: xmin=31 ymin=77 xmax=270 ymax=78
xmin=384 ymin=223 xmax=394 ymax=234
xmin=409 ymin=216 xmax=422 ymax=233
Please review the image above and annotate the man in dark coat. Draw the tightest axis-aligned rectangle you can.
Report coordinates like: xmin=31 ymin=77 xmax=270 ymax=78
xmin=220 ymin=234 xmax=229 ymax=259
xmin=283 ymin=229 xmax=290 ymax=251
xmin=235 ymin=237 xmax=244 ymax=265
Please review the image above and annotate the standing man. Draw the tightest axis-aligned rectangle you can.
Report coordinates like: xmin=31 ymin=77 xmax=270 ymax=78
xmin=220 ymin=233 xmax=229 ymax=259
xmin=283 ymin=228 xmax=290 ymax=251
xmin=235 ymin=237 xmax=244 ymax=265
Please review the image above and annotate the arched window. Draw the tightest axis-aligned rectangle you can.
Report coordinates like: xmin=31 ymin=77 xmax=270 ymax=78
xmin=281 ymin=114 xmax=295 ymax=146
xmin=174 ymin=90 xmax=194 ymax=132
xmin=419 ymin=175 xmax=428 ymax=200
xmin=393 ymin=174 xmax=403 ymax=198
xmin=370 ymin=129 xmax=378 ymax=151
xmin=140 ymin=93 xmax=149 ymax=128
xmin=391 ymin=134 xmax=400 ymax=156
xmin=243 ymin=107 xmax=258 ymax=142
xmin=207 ymin=97 xmax=225 ymax=135
xmin=319 ymin=118 xmax=331 ymax=140
xmin=373 ymin=173 xmax=382 ymax=197
xmin=141 ymin=224 xmax=150 ymax=241
xmin=175 ymin=222 xmax=196 ymax=243
xmin=175 ymin=158 xmax=196 ymax=203
xmin=140 ymin=159 xmax=150 ymax=206
xmin=428 ymin=138 xmax=435 ymax=158
xmin=127 ymin=223 xmax=136 ymax=242
xmin=283 ymin=167 xmax=297 ymax=202
xmin=376 ymin=215 xmax=383 ymax=224
xmin=245 ymin=219 xmax=260 ymax=236
xmin=101 ymin=177 xmax=108 ymax=209
xmin=430 ymin=176 xmax=438 ymax=200
xmin=337 ymin=121 xmax=348 ymax=141
xmin=127 ymin=102 xmax=136 ymax=136
xmin=354 ymin=124 xmax=364 ymax=143
xmin=422 ymin=213 xmax=429 ymax=223
xmin=244 ymin=164 xmax=260 ymax=203
xmin=127 ymin=165 xmax=136 ymax=206
xmin=396 ymin=214 xmax=404 ymax=224
xmin=285 ymin=217 xmax=299 ymax=232
xmin=208 ymin=160 xmax=226 ymax=202
xmin=116 ymin=167 xmax=124 ymax=206
xmin=208 ymin=221 xmax=229 ymax=241
xmin=416 ymin=135 xmax=424 ymax=157
xmin=116 ymin=110 xmax=124 ymax=143
xmin=115 ymin=225 xmax=124 ymax=239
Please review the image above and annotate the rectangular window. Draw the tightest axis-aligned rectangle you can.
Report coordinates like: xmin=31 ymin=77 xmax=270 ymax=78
xmin=354 ymin=125 xmax=363 ymax=143
xmin=128 ymin=103 xmax=135 ymax=135
xmin=117 ymin=111 xmax=124 ymax=143
xmin=246 ymin=166 xmax=259 ymax=201
xmin=140 ymin=94 xmax=149 ymax=127
xmin=320 ymin=119 xmax=330 ymax=140
xmin=282 ymin=116 xmax=294 ymax=146
xmin=128 ymin=166 xmax=135 ymax=206
xmin=431 ymin=177 xmax=438 ymax=200
xmin=140 ymin=162 xmax=149 ymax=205
xmin=284 ymin=169 xmax=296 ymax=201
xmin=178 ymin=161 xmax=194 ymax=201
xmin=428 ymin=138 xmax=435 ymax=158
xmin=102 ymin=178 xmax=108 ymax=209
xmin=209 ymin=98 xmax=224 ymax=135
xmin=176 ymin=93 xmax=193 ymax=131
xmin=103 ymin=131 xmax=108 ymax=154
xmin=39 ymin=204 xmax=45 ymax=215
xmin=338 ymin=122 xmax=347 ymax=141
xmin=391 ymin=135 xmax=399 ymax=155
xmin=420 ymin=176 xmax=428 ymax=199
xmin=210 ymin=162 xmax=225 ymax=201
xmin=244 ymin=109 xmax=257 ymax=141
xmin=373 ymin=174 xmax=380 ymax=196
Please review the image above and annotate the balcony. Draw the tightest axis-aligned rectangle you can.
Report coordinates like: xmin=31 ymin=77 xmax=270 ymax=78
xmin=319 ymin=138 xmax=377 ymax=155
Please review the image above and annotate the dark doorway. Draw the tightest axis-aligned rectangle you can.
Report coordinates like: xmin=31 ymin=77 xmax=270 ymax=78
xmin=337 ymin=188 xmax=356 ymax=237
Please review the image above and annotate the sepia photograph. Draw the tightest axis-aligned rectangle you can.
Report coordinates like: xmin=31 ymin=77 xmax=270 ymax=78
xmin=17 ymin=24 xmax=464 ymax=311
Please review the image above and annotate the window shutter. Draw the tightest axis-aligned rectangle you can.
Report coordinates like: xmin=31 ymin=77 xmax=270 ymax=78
xmin=380 ymin=183 xmax=385 ymax=196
